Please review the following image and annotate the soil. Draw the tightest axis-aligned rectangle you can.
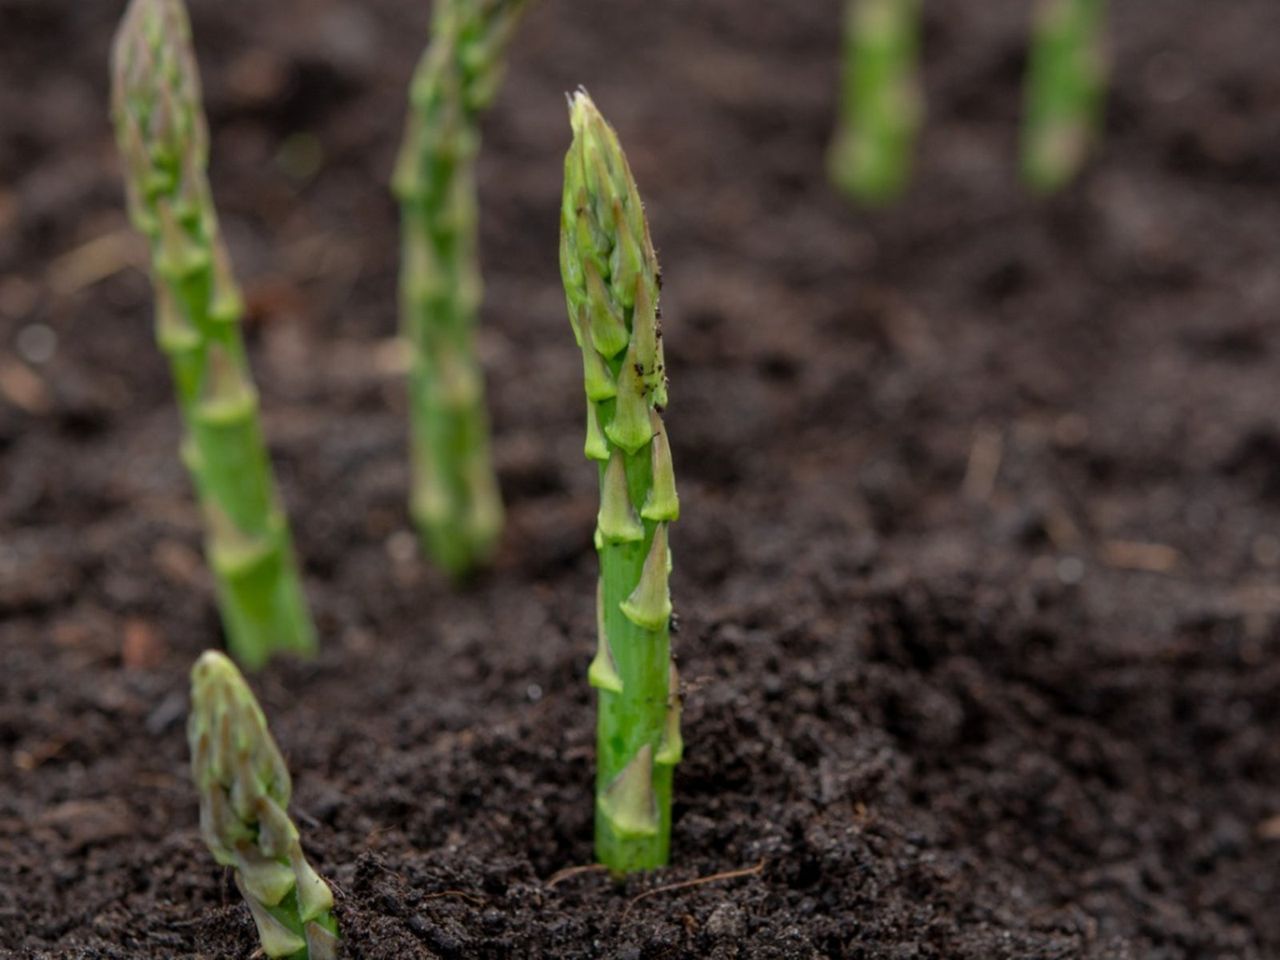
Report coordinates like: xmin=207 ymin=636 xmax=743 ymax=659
xmin=3 ymin=0 xmax=1280 ymax=957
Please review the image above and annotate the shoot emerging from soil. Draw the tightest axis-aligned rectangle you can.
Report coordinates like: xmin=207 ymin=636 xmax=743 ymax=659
xmin=392 ymin=0 xmax=528 ymax=577
xmin=111 ymin=0 xmax=314 ymax=669
xmin=827 ymin=0 xmax=924 ymax=204
xmin=560 ymin=91 xmax=683 ymax=876
xmin=188 ymin=651 xmax=339 ymax=959
xmin=1022 ymin=0 xmax=1108 ymax=193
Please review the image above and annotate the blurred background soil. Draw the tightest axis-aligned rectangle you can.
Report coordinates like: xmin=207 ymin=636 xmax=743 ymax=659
xmin=2 ymin=0 xmax=1280 ymax=956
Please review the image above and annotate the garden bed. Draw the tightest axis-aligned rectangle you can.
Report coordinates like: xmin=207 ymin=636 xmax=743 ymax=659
xmin=2 ymin=0 xmax=1279 ymax=956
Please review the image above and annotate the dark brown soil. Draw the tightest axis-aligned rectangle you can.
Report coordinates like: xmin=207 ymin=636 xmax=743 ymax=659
xmin=4 ymin=0 xmax=1280 ymax=957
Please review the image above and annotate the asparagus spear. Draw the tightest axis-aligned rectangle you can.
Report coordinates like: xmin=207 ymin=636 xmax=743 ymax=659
xmin=112 ymin=0 xmax=314 ymax=669
xmin=392 ymin=0 xmax=527 ymax=577
xmin=827 ymin=0 xmax=924 ymax=205
xmin=1022 ymin=0 xmax=1108 ymax=193
xmin=560 ymin=91 xmax=683 ymax=875
xmin=188 ymin=651 xmax=339 ymax=959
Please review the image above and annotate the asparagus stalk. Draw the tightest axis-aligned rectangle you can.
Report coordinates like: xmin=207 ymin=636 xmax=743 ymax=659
xmin=827 ymin=0 xmax=924 ymax=204
xmin=392 ymin=0 xmax=527 ymax=577
xmin=1022 ymin=0 xmax=1108 ymax=193
xmin=111 ymin=0 xmax=314 ymax=669
xmin=561 ymin=91 xmax=683 ymax=875
xmin=188 ymin=651 xmax=339 ymax=959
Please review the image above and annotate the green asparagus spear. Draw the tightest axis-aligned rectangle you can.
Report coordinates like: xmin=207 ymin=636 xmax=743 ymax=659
xmin=827 ymin=0 xmax=924 ymax=205
xmin=112 ymin=0 xmax=314 ymax=669
xmin=188 ymin=651 xmax=339 ymax=959
xmin=392 ymin=0 xmax=528 ymax=577
xmin=1022 ymin=0 xmax=1108 ymax=193
xmin=561 ymin=91 xmax=683 ymax=875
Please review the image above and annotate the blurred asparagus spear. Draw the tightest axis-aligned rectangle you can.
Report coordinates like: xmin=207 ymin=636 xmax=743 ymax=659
xmin=827 ymin=0 xmax=924 ymax=204
xmin=392 ymin=0 xmax=528 ymax=577
xmin=188 ymin=651 xmax=339 ymax=958
xmin=112 ymin=0 xmax=315 ymax=669
xmin=561 ymin=91 xmax=683 ymax=875
xmin=1022 ymin=0 xmax=1108 ymax=193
